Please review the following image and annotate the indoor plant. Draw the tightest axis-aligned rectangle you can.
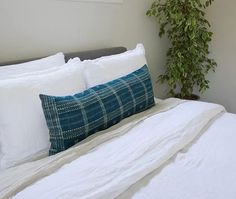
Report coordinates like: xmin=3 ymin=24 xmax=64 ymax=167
xmin=146 ymin=0 xmax=217 ymax=99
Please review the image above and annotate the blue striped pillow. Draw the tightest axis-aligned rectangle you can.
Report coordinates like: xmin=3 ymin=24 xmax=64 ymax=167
xmin=40 ymin=65 xmax=155 ymax=155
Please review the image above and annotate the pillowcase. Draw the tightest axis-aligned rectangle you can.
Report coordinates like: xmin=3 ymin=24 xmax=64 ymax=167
xmin=4 ymin=57 xmax=80 ymax=80
xmin=83 ymin=43 xmax=147 ymax=88
xmin=0 ymin=58 xmax=76 ymax=168
xmin=0 ymin=52 xmax=65 ymax=80
xmin=0 ymin=60 xmax=86 ymax=169
xmin=40 ymin=65 xmax=155 ymax=155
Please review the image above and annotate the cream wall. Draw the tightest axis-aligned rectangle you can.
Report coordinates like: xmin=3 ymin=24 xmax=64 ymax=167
xmin=1 ymin=0 xmax=235 ymax=112
xmin=202 ymin=0 xmax=236 ymax=113
xmin=0 ymin=0 xmax=168 ymax=97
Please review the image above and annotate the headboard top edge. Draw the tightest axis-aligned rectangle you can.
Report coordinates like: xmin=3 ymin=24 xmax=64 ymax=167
xmin=0 ymin=46 xmax=127 ymax=67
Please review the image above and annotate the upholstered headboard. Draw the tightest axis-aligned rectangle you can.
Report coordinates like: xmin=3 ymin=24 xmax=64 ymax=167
xmin=0 ymin=47 xmax=127 ymax=66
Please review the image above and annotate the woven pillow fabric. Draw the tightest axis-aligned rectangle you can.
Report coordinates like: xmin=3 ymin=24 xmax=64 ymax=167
xmin=40 ymin=65 xmax=155 ymax=155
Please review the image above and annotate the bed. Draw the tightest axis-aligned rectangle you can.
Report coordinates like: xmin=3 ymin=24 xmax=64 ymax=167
xmin=0 ymin=45 xmax=235 ymax=199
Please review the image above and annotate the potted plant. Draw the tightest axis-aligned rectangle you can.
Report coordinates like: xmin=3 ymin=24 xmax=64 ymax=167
xmin=146 ymin=0 xmax=217 ymax=100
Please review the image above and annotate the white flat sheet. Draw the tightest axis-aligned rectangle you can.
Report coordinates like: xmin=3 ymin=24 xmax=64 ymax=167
xmin=118 ymin=113 xmax=236 ymax=199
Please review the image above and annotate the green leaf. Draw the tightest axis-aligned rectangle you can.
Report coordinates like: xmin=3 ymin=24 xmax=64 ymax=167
xmin=146 ymin=0 xmax=216 ymax=97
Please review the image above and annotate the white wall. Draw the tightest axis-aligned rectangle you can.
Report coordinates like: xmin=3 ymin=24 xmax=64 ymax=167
xmin=0 ymin=0 xmax=168 ymax=97
xmin=1 ymin=0 xmax=235 ymax=112
xmin=201 ymin=0 xmax=236 ymax=113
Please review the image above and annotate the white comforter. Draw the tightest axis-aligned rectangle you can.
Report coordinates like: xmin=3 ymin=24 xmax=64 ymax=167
xmin=0 ymin=99 xmax=227 ymax=199
xmin=118 ymin=112 xmax=236 ymax=199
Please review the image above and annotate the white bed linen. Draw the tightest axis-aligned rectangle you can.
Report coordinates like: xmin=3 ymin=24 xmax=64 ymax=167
xmin=0 ymin=99 xmax=225 ymax=199
xmin=1 ymin=99 xmax=232 ymax=199
xmin=118 ymin=112 xmax=236 ymax=199
xmin=0 ymin=98 xmax=181 ymax=198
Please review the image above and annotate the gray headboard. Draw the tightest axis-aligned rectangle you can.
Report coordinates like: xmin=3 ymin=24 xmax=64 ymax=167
xmin=0 ymin=47 xmax=127 ymax=66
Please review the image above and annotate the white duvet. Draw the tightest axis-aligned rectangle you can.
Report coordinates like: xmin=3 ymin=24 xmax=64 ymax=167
xmin=119 ymin=112 xmax=236 ymax=199
xmin=0 ymin=99 xmax=227 ymax=199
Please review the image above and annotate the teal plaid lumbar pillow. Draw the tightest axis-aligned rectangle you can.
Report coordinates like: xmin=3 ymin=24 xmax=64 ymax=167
xmin=40 ymin=65 xmax=155 ymax=155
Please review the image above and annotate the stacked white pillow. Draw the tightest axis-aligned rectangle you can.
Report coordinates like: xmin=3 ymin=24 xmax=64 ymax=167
xmin=0 ymin=58 xmax=86 ymax=169
xmin=0 ymin=52 xmax=65 ymax=80
xmin=0 ymin=43 xmax=149 ymax=170
xmin=83 ymin=43 xmax=148 ymax=88
xmin=0 ymin=52 xmax=66 ymax=169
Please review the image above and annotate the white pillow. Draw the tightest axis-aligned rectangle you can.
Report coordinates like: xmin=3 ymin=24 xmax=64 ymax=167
xmin=4 ymin=57 xmax=80 ymax=80
xmin=0 ymin=58 xmax=80 ymax=168
xmin=0 ymin=52 xmax=65 ymax=80
xmin=0 ymin=60 xmax=86 ymax=169
xmin=83 ymin=44 xmax=147 ymax=88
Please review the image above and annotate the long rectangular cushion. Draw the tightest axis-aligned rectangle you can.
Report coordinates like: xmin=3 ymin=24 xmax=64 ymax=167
xmin=40 ymin=65 xmax=155 ymax=155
